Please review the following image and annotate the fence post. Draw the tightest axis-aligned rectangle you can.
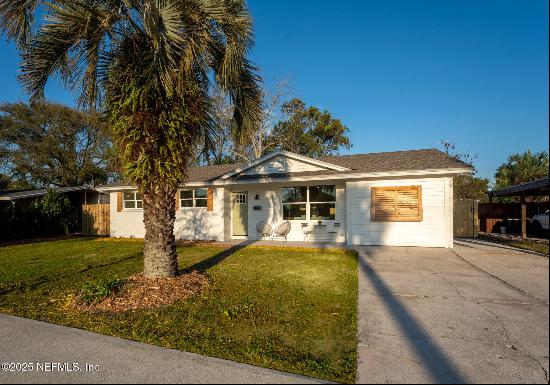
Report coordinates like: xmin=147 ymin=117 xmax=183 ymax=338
xmin=521 ymin=194 xmax=527 ymax=239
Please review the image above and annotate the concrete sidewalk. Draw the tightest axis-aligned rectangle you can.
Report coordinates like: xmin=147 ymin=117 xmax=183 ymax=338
xmin=0 ymin=314 xmax=326 ymax=384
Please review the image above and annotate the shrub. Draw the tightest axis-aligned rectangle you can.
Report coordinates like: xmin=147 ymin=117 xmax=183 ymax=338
xmin=78 ymin=278 xmax=126 ymax=305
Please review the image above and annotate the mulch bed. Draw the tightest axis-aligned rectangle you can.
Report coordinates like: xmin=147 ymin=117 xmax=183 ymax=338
xmin=74 ymin=271 xmax=209 ymax=313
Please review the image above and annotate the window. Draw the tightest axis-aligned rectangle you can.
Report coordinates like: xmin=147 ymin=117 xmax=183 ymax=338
xmin=282 ymin=186 xmax=307 ymax=220
xmin=234 ymin=193 xmax=247 ymax=204
xmin=371 ymin=186 xmax=423 ymax=222
xmin=123 ymin=191 xmax=142 ymax=209
xmin=180 ymin=188 xmax=208 ymax=208
xmin=309 ymin=185 xmax=336 ymax=220
xmin=282 ymin=185 xmax=336 ymax=220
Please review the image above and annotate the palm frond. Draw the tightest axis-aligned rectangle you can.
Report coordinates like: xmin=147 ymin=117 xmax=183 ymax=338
xmin=19 ymin=0 xmax=121 ymax=107
xmin=0 ymin=0 xmax=43 ymax=47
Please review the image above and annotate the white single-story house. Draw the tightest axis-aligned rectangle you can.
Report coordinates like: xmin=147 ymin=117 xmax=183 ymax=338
xmin=98 ymin=148 xmax=471 ymax=247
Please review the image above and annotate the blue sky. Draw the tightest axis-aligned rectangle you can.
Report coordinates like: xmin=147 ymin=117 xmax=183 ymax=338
xmin=0 ymin=0 xmax=548 ymax=181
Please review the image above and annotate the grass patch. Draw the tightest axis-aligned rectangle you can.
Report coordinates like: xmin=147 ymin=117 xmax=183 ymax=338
xmin=0 ymin=238 xmax=358 ymax=383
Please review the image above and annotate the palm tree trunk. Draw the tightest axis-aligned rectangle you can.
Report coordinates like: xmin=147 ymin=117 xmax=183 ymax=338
xmin=142 ymin=184 xmax=178 ymax=278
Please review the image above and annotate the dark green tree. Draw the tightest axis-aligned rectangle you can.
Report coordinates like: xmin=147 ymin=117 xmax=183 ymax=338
xmin=38 ymin=189 xmax=74 ymax=234
xmin=0 ymin=102 xmax=114 ymax=187
xmin=270 ymin=98 xmax=351 ymax=158
xmin=495 ymin=150 xmax=549 ymax=189
xmin=0 ymin=173 xmax=9 ymax=190
xmin=1 ymin=0 xmax=262 ymax=277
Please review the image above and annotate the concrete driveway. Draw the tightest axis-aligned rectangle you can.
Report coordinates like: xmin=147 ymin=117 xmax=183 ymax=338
xmin=356 ymin=241 xmax=549 ymax=384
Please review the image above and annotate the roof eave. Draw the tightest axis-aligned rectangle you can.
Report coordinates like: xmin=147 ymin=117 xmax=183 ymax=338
xmin=98 ymin=167 xmax=471 ymax=190
xmin=487 ymin=177 xmax=550 ymax=197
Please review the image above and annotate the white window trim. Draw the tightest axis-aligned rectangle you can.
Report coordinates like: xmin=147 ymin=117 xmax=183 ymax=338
xmin=122 ymin=191 xmax=143 ymax=211
xmin=282 ymin=185 xmax=336 ymax=221
xmin=180 ymin=188 xmax=208 ymax=209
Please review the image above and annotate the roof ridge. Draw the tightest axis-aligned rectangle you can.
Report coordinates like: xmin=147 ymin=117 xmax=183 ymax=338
xmin=320 ymin=148 xmax=442 ymax=159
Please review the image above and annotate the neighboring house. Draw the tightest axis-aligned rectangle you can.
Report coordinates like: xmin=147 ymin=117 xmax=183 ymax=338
xmin=0 ymin=186 xmax=105 ymax=239
xmin=98 ymin=148 xmax=472 ymax=247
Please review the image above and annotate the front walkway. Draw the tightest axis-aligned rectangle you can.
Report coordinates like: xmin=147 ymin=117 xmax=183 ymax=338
xmin=356 ymin=244 xmax=549 ymax=383
xmin=215 ymin=239 xmax=349 ymax=249
xmin=0 ymin=314 xmax=327 ymax=384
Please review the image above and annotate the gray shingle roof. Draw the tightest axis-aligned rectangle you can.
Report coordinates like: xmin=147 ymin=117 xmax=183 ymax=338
xmin=100 ymin=148 xmax=471 ymax=188
xmin=319 ymin=148 xmax=471 ymax=173
xmin=187 ymin=163 xmax=243 ymax=182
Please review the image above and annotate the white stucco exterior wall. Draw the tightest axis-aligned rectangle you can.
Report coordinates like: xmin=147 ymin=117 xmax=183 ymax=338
xmin=109 ymin=188 xmax=225 ymax=241
xmin=345 ymin=176 xmax=454 ymax=248
xmin=109 ymin=192 xmax=146 ymax=238
xmin=108 ymin=176 xmax=455 ymax=247
xmin=174 ymin=187 xmax=225 ymax=241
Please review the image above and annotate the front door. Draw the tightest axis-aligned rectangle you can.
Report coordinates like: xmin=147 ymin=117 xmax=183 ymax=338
xmin=232 ymin=192 xmax=248 ymax=236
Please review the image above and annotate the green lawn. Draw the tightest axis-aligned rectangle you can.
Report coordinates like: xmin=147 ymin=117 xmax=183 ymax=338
xmin=0 ymin=238 xmax=358 ymax=383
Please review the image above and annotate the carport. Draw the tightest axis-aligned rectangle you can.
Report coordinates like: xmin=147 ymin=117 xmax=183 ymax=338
xmin=487 ymin=177 xmax=549 ymax=238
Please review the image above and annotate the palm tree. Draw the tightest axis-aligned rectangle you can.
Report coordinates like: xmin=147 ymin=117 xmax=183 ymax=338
xmin=495 ymin=150 xmax=549 ymax=189
xmin=0 ymin=0 xmax=262 ymax=277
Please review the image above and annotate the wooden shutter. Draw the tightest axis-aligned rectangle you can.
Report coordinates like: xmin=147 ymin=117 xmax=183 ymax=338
xmin=207 ymin=188 xmax=214 ymax=211
xmin=175 ymin=191 xmax=180 ymax=210
xmin=117 ymin=192 xmax=123 ymax=212
xmin=371 ymin=186 xmax=422 ymax=222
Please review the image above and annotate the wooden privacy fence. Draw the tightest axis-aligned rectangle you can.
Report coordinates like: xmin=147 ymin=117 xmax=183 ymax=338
xmin=454 ymin=199 xmax=479 ymax=238
xmin=82 ymin=203 xmax=110 ymax=235
xmin=478 ymin=202 xmax=549 ymax=233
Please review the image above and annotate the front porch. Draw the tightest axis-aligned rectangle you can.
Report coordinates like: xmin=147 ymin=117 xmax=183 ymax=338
xmin=223 ymin=182 xmax=347 ymax=244
xmin=214 ymin=239 xmax=350 ymax=249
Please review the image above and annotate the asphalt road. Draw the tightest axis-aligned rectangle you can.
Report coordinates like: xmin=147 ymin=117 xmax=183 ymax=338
xmin=0 ymin=314 xmax=326 ymax=384
xmin=356 ymin=242 xmax=549 ymax=384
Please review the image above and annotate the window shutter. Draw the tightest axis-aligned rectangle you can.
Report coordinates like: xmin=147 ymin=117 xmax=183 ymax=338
xmin=175 ymin=191 xmax=180 ymax=210
xmin=371 ymin=186 xmax=422 ymax=222
xmin=207 ymin=188 xmax=214 ymax=211
xmin=117 ymin=192 xmax=123 ymax=212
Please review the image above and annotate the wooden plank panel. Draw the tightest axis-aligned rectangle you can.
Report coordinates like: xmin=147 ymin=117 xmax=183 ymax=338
xmin=453 ymin=199 xmax=479 ymax=238
xmin=372 ymin=186 xmax=422 ymax=222
xmin=117 ymin=192 xmax=122 ymax=212
xmin=207 ymin=188 xmax=214 ymax=212
xmin=82 ymin=203 xmax=110 ymax=235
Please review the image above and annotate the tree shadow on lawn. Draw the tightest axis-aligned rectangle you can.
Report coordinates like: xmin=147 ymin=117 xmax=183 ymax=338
xmin=0 ymin=251 xmax=143 ymax=296
xmin=180 ymin=241 xmax=254 ymax=274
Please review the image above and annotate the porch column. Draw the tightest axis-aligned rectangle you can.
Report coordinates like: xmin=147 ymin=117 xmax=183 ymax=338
xmin=520 ymin=193 xmax=527 ymax=239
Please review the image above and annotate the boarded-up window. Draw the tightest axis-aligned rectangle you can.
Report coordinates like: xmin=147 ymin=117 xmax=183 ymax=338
xmin=371 ymin=186 xmax=423 ymax=222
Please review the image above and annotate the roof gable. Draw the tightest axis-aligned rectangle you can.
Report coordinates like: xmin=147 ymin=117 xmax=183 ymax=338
xmin=218 ymin=150 xmax=350 ymax=179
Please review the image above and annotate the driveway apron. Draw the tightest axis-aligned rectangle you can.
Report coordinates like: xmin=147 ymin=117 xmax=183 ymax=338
xmin=355 ymin=244 xmax=549 ymax=384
